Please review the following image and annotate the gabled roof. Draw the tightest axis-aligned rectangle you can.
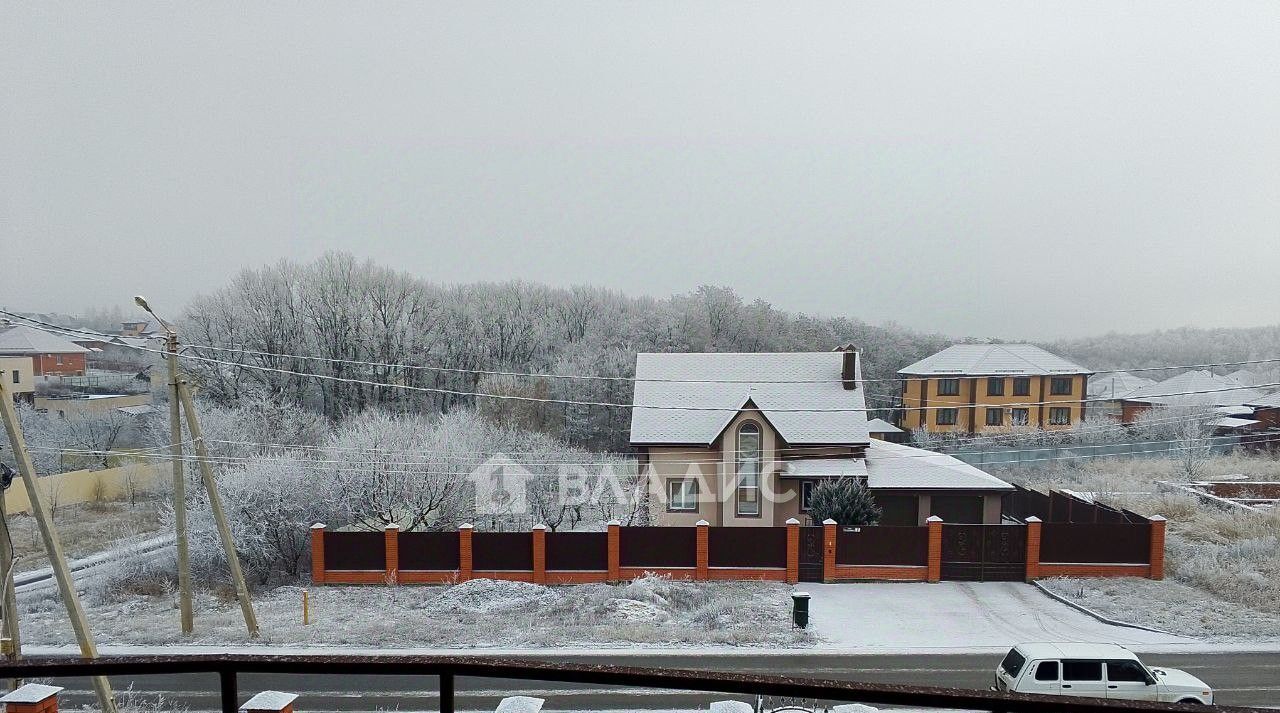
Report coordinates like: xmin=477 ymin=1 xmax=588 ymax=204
xmin=899 ymin=344 xmax=1090 ymax=376
xmin=0 ymin=324 xmax=90 ymax=355
xmin=1087 ymin=371 xmax=1157 ymax=399
xmin=866 ymin=417 xmax=904 ymax=434
xmin=865 ymin=440 xmax=1013 ymax=491
xmin=629 ymin=352 xmax=870 ymax=446
xmin=1121 ymin=370 xmax=1264 ymax=407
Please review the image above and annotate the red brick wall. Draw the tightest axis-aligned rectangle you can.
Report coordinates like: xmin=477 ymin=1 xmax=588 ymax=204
xmin=32 ymin=353 xmax=86 ymax=376
xmin=830 ymin=565 xmax=927 ymax=581
xmin=1038 ymin=564 xmax=1151 ymax=578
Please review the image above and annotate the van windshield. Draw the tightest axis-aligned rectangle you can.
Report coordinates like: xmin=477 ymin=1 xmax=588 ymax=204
xmin=1000 ymin=648 xmax=1026 ymax=677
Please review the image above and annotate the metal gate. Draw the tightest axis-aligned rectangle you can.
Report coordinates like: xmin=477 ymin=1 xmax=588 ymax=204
xmin=940 ymin=524 xmax=1026 ymax=582
xmin=798 ymin=526 xmax=824 ymax=582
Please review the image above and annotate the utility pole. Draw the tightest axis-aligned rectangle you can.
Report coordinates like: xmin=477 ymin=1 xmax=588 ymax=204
xmin=0 ymin=462 xmax=22 ymax=691
xmin=137 ymin=296 xmax=193 ymax=634
xmin=176 ymin=379 xmax=260 ymax=637
xmin=0 ymin=375 xmax=117 ymax=713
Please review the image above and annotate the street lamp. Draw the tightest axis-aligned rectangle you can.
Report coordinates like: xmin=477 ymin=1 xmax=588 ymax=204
xmin=133 ymin=296 xmax=193 ymax=634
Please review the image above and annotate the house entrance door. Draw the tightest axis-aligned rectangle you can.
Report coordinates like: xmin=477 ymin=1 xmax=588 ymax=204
xmin=798 ymin=526 xmax=824 ymax=582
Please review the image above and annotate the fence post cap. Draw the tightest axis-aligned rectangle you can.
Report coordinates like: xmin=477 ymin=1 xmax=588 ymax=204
xmin=532 ymin=523 xmax=547 ymax=531
xmin=606 ymin=519 xmax=621 ymax=526
xmin=696 ymin=519 xmax=710 ymax=526
xmin=926 ymin=515 xmax=943 ymax=523
xmin=821 ymin=518 xmax=837 ymax=525
xmin=458 ymin=523 xmax=474 ymax=530
xmin=1149 ymin=515 xmax=1167 ymax=522
xmin=0 ymin=683 xmax=64 ymax=704
xmin=785 ymin=517 xmax=801 ymax=525
xmin=311 ymin=522 xmax=327 ymax=530
xmin=384 ymin=523 xmax=400 ymax=530
xmin=1024 ymin=516 xmax=1042 ymax=523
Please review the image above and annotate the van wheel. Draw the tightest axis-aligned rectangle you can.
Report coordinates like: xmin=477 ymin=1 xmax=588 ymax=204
xmin=1177 ymin=700 xmax=1204 ymax=705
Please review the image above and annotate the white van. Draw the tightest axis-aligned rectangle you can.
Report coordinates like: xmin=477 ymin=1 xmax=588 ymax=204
xmin=993 ymin=643 xmax=1213 ymax=705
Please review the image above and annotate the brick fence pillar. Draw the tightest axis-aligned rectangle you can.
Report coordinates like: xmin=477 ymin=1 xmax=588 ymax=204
xmin=1149 ymin=515 xmax=1166 ymax=580
xmin=458 ymin=523 xmax=473 ymax=582
xmin=926 ymin=516 xmax=943 ymax=583
xmin=607 ymin=519 xmax=621 ymax=582
xmin=240 ymin=690 xmax=298 ymax=713
xmin=695 ymin=520 xmax=710 ymax=580
xmin=1024 ymin=516 xmax=1042 ymax=582
xmin=1 ymin=684 xmax=65 ymax=713
xmin=785 ymin=517 xmax=800 ymax=584
xmin=310 ymin=523 xmax=326 ymax=585
xmin=822 ymin=519 xmax=837 ymax=583
xmin=384 ymin=523 xmax=400 ymax=585
xmin=532 ymin=524 xmax=547 ymax=585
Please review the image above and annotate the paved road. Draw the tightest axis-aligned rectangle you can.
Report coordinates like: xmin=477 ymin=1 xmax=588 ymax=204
xmin=40 ymin=651 xmax=1280 ymax=710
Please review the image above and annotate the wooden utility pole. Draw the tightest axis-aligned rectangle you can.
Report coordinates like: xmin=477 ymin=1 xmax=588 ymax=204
xmin=176 ymin=379 xmax=260 ymax=637
xmin=0 ymin=376 xmax=117 ymax=713
xmin=0 ymin=469 xmax=22 ymax=691
xmin=167 ymin=329 xmax=194 ymax=634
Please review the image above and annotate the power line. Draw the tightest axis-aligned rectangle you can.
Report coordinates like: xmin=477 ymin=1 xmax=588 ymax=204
xmin=4 ymin=311 xmax=1277 ymax=413
xmin=6 ymin=308 xmax=1280 ymax=387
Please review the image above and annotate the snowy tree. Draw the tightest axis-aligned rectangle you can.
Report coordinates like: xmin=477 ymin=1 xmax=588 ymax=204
xmin=807 ymin=477 xmax=882 ymax=526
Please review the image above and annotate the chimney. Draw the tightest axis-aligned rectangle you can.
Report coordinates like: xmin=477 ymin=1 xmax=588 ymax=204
xmin=836 ymin=344 xmax=858 ymax=390
xmin=0 ymin=684 xmax=64 ymax=713
xmin=240 ymin=691 xmax=299 ymax=713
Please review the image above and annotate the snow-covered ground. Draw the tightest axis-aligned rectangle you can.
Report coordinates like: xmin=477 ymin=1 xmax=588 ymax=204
xmin=800 ymin=581 xmax=1192 ymax=652
xmin=20 ymin=575 xmax=810 ymax=649
xmin=1038 ymin=576 xmax=1280 ymax=642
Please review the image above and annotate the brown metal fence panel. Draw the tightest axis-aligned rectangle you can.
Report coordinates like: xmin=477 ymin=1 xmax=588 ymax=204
xmin=1049 ymin=491 xmax=1071 ymax=522
xmin=400 ymin=531 xmax=460 ymax=571
xmin=707 ymin=527 xmax=787 ymax=568
xmin=1040 ymin=523 xmax=1151 ymax=564
xmin=1003 ymin=485 xmax=1051 ymax=522
xmin=619 ymin=526 xmax=697 ymax=568
xmin=836 ymin=526 xmax=929 ymax=566
xmin=940 ymin=524 xmax=1026 ymax=581
xmin=472 ymin=532 xmax=534 ymax=571
xmin=325 ymin=531 xmax=386 ymax=571
xmin=546 ymin=532 xmax=609 ymax=571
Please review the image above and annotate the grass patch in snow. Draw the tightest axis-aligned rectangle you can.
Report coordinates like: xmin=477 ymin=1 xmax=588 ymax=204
xmin=20 ymin=574 xmax=811 ymax=649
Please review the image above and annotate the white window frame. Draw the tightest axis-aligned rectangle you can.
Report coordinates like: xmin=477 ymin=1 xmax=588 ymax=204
xmin=667 ymin=479 xmax=699 ymax=512
xmin=736 ymin=422 xmax=762 ymax=517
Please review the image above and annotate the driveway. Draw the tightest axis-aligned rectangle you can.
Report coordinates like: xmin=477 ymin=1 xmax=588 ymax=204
xmin=798 ymin=581 xmax=1193 ymax=652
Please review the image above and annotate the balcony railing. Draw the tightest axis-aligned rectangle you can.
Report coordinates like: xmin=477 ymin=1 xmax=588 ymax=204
xmin=0 ymin=654 xmax=1265 ymax=713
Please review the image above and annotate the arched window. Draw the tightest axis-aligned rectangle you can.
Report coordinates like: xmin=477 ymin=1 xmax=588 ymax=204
xmin=736 ymin=422 xmax=761 ymax=516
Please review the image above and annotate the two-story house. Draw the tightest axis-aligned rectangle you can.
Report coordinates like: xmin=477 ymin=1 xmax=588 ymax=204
xmin=629 ymin=347 xmax=1012 ymax=527
xmin=898 ymin=344 xmax=1091 ymax=434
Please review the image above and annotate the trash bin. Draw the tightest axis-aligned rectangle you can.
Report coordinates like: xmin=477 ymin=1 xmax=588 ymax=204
xmin=792 ymin=591 xmax=810 ymax=629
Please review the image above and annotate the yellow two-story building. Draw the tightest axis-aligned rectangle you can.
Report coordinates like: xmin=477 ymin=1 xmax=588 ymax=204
xmin=898 ymin=344 xmax=1091 ymax=435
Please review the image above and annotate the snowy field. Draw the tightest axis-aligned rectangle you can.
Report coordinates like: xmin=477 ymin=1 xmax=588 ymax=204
xmin=20 ymin=575 xmax=811 ymax=648
xmin=1038 ymin=576 xmax=1280 ymax=642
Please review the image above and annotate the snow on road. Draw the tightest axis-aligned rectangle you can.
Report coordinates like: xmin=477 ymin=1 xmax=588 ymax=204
xmin=800 ymin=581 xmax=1192 ymax=652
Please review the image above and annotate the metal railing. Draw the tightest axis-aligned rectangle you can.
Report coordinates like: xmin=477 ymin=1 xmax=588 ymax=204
xmin=0 ymin=655 xmax=1265 ymax=713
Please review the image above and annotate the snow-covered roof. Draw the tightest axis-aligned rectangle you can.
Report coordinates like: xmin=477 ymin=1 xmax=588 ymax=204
xmin=1014 ymin=642 xmax=1137 ymax=662
xmin=781 ymin=458 xmax=869 ymax=479
xmin=629 ymin=352 xmax=870 ymax=446
xmin=0 ymin=324 xmax=90 ymax=355
xmin=866 ymin=440 xmax=1012 ymax=491
xmin=1209 ymin=417 xmax=1260 ymax=430
xmin=899 ymin=344 xmax=1090 ymax=376
xmin=240 ymin=691 xmax=299 ymax=711
xmin=0 ymin=683 xmax=64 ymax=703
xmin=1246 ymin=390 xmax=1280 ymax=409
xmin=1121 ymin=370 xmax=1265 ymax=407
xmin=865 ymin=417 xmax=904 ymax=434
xmin=1087 ymin=371 xmax=1157 ymax=399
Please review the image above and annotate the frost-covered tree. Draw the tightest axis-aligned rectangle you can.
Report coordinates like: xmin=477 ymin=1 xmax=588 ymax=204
xmin=807 ymin=477 xmax=882 ymax=527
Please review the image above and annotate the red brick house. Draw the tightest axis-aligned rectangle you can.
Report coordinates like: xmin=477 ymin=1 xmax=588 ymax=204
xmin=0 ymin=324 xmax=90 ymax=377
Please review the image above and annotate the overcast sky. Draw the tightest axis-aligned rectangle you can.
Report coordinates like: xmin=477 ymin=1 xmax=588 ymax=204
xmin=2 ymin=2 xmax=1277 ymax=339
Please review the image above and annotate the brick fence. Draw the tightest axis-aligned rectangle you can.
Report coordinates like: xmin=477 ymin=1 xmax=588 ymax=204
xmin=310 ymin=513 xmax=1165 ymax=586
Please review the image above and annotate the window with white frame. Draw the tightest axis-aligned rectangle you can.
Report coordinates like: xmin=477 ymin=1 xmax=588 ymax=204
xmin=736 ymin=422 xmax=761 ymax=516
xmin=1049 ymin=407 xmax=1071 ymax=425
xmin=667 ymin=479 xmax=698 ymax=511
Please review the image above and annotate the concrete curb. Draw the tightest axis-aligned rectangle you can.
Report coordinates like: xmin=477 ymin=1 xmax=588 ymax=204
xmin=1031 ymin=580 xmax=1182 ymax=637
